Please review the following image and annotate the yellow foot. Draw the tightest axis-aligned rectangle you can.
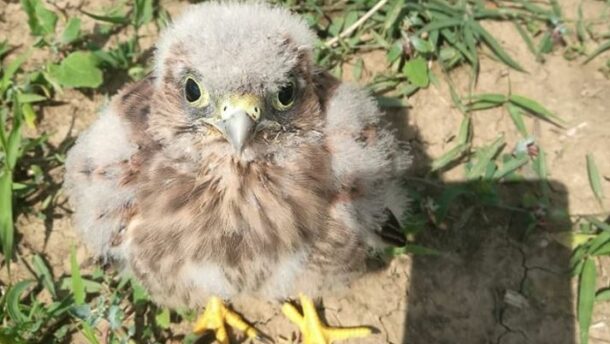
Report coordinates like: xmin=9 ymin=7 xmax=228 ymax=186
xmin=193 ymin=296 xmax=259 ymax=344
xmin=282 ymin=294 xmax=372 ymax=344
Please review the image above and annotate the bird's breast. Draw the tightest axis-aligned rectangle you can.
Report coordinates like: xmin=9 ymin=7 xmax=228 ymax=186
xmin=128 ymin=148 xmax=331 ymax=301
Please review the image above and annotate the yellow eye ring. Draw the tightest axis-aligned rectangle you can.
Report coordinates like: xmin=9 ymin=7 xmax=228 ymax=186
xmin=271 ymin=77 xmax=297 ymax=111
xmin=184 ymin=77 xmax=209 ymax=108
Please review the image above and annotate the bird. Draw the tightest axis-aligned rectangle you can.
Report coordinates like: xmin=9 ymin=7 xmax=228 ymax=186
xmin=64 ymin=2 xmax=411 ymax=343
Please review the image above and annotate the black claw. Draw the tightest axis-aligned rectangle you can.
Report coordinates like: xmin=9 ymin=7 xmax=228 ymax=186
xmin=377 ymin=208 xmax=407 ymax=247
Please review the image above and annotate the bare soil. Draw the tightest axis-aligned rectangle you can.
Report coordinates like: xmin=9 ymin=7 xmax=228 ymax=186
xmin=1 ymin=0 xmax=610 ymax=343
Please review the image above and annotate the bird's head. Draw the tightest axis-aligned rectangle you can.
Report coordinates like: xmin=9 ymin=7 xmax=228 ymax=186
xmin=149 ymin=2 xmax=324 ymax=161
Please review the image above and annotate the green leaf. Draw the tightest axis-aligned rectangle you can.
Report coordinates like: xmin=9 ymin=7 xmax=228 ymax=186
xmin=47 ymin=51 xmax=103 ymax=88
xmin=21 ymin=103 xmax=36 ymax=129
xmin=0 ymin=41 xmax=10 ymax=60
xmin=506 ymin=103 xmax=528 ymax=137
xmin=591 ymin=240 xmax=610 ymax=256
xmin=410 ymin=37 xmax=434 ymax=53
xmin=470 ymin=21 xmax=525 ymax=72
xmin=6 ymin=280 xmax=35 ymax=322
xmin=16 ymin=93 xmax=46 ymax=103
xmin=586 ymin=216 xmax=610 ymax=232
xmin=386 ymin=42 xmax=403 ymax=64
xmin=20 ymin=0 xmax=58 ymax=37
xmin=467 ymin=93 xmax=506 ymax=104
xmin=431 ymin=143 xmax=469 ymax=172
xmin=60 ymin=18 xmax=81 ymax=45
xmin=403 ymin=57 xmax=429 ymax=88
xmin=80 ymin=322 xmax=100 ymax=344
xmin=456 ymin=115 xmax=471 ymax=145
xmin=70 ymin=245 xmax=85 ymax=305
xmin=509 ymin=94 xmax=563 ymax=126
xmin=155 ymin=308 xmax=171 ymax=329
xmin=514 ymin=21 xmax=542 ymax=62
xmin=81 ymin=9 xmax=129 ymax=24
xmin=587 ymin=154 xmax=604 ymax=204
xmin=418 ymin=18 xmax=463 ymax=34
xmin=1 ymin=50 xmax=31 ymax=92
xmin=583 ymin=40 xmax=610 ymax=64
xmin=384 ymin=0 xmax=405 ymax=32
xmin=493 ymin=153 xmax=529 ymax=180
xmin=465 ymin=93 xmax=505 ymax=112
xmin=0 ymin=172 xmax=14 ymax=267
xmin=32 ymin=254 xmax=56 ymax=298
xmin=466 ymin=136 xmax=504 ymax=180
xmin=59 ymin=277 xmax=102 ymax=293
xmin=588 ymin=230 xmax=610 ymax=255
xmin=578 ymin=258 xmax=596 ymax=344
xmin=134 ymin=0 xmax=154 ymax=28
xmin=131 ymin=278 xmax=149 ymax=305
xmin=538 ymin=32 xmax=554 ymax=54
xmin=596 ymin=289 xmax=610 ymax=302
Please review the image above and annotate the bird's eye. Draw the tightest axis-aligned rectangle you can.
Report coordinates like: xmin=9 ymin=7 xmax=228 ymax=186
xmin=184 ymin=77 xmax=209 ymax=107
xmin=272 ymin=78 xmax=297 ymax=111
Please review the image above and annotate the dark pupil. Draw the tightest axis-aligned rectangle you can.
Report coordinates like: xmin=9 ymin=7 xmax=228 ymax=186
xmin=278 ymin=83 xmax=295 ymax=106
xmin=185 ymin=78 xmax=201 ymax=102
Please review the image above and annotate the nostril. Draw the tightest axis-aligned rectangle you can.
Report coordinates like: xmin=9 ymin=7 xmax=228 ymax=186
xmin=254 ymin=107 xmax=258 ymax=113
xmin=223 ymin=106 xmax=227 ymax=111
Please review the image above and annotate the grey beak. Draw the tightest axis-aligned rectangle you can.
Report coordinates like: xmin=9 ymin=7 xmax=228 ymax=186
xmin=217 ymin=110 xmax=256 ymax=153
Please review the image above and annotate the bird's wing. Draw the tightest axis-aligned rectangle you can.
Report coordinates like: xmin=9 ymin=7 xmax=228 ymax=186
xmin=64 ymin=76 xmax=157 ymax=262
xmin=321 ymin=79 xmax=411 ymax=249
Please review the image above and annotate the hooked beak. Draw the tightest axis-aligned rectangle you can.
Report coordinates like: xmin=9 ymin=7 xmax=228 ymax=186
xmin=205 ymin=94 xmax=262 ymax=153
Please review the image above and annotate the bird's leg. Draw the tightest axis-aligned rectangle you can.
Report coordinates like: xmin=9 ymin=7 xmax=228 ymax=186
xmin=193 ymin=296 xmax=258 ymax=344
xmin=282 ymin=293 xmax=371 ymax=344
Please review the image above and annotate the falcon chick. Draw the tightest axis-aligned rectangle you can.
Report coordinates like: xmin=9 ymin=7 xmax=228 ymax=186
xmin=65 ymin=2 xmax=411 ymax=343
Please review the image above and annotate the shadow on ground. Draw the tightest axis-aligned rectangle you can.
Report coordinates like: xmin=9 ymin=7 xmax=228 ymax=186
xmin=385 ymin=106 xmax=576 ymax=344
xmin=402 ymin=179 xmax=574 ymax=344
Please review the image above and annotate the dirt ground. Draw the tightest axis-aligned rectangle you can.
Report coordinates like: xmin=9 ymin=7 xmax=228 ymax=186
xmin=1 ymin=0 xmax=610 ymax=343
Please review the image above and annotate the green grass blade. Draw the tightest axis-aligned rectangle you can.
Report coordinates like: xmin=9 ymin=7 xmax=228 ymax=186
xmin=384 ymin=0 xmax=405 ymax=32
xmin=470 ymin=21 xmax=525 ymax=72
xmin=493 ymin=153 xmax=529 ymax=180
xmin=587 ymin=154 xmax=604 ymax=204
xmin=467 ymin=136 xmax=504 ymax=180
xmin=506 ymin=103 xmax=529 ymax=137
xmin=585 ymin=216 xmax=610 ymax=232
xmin=578 ymin=258 xmax=596 ymax=344
xmin=0 ymin=50 xmax=31 ymax=93
xmin=418 ymin=18 xmax=463 ymax=34
xmin=32 ymin=254 xmax=56 ymax=298
xmin=80 ymin=322 xmax=100 ymax=344
xmin=431 ymin=143 xmax=469 ymax=172
xmin=6 ymin=279 xmax=35 ymax=322
xmin=467 ymin=93 xmax=507 ymax=103
xmin=70 ymin=245 xmax=85 ymax=305
xmin=80 ymin=10 xmax=129 ymax=24
xmin=596 ymin=289 xmax=610 ymax=302
xmin=0 ymin=171 xmax=14 ymax=271
xmin=513 ymin=21 xmax=542 ymax=62
xmin=583 ymin=40 xmax=610 ymax=64
xmin=509 ymin=94 xmax=563 ymax=126
xmin=463 ymin=21 xmax=479 ymax=82
xmin=456 ymin=115 xmax=471 ymax=145
xmin=592 ymin=241 xmax=610 ymax=256
xmin=588 ymin=230 xmax=610 ymax=255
